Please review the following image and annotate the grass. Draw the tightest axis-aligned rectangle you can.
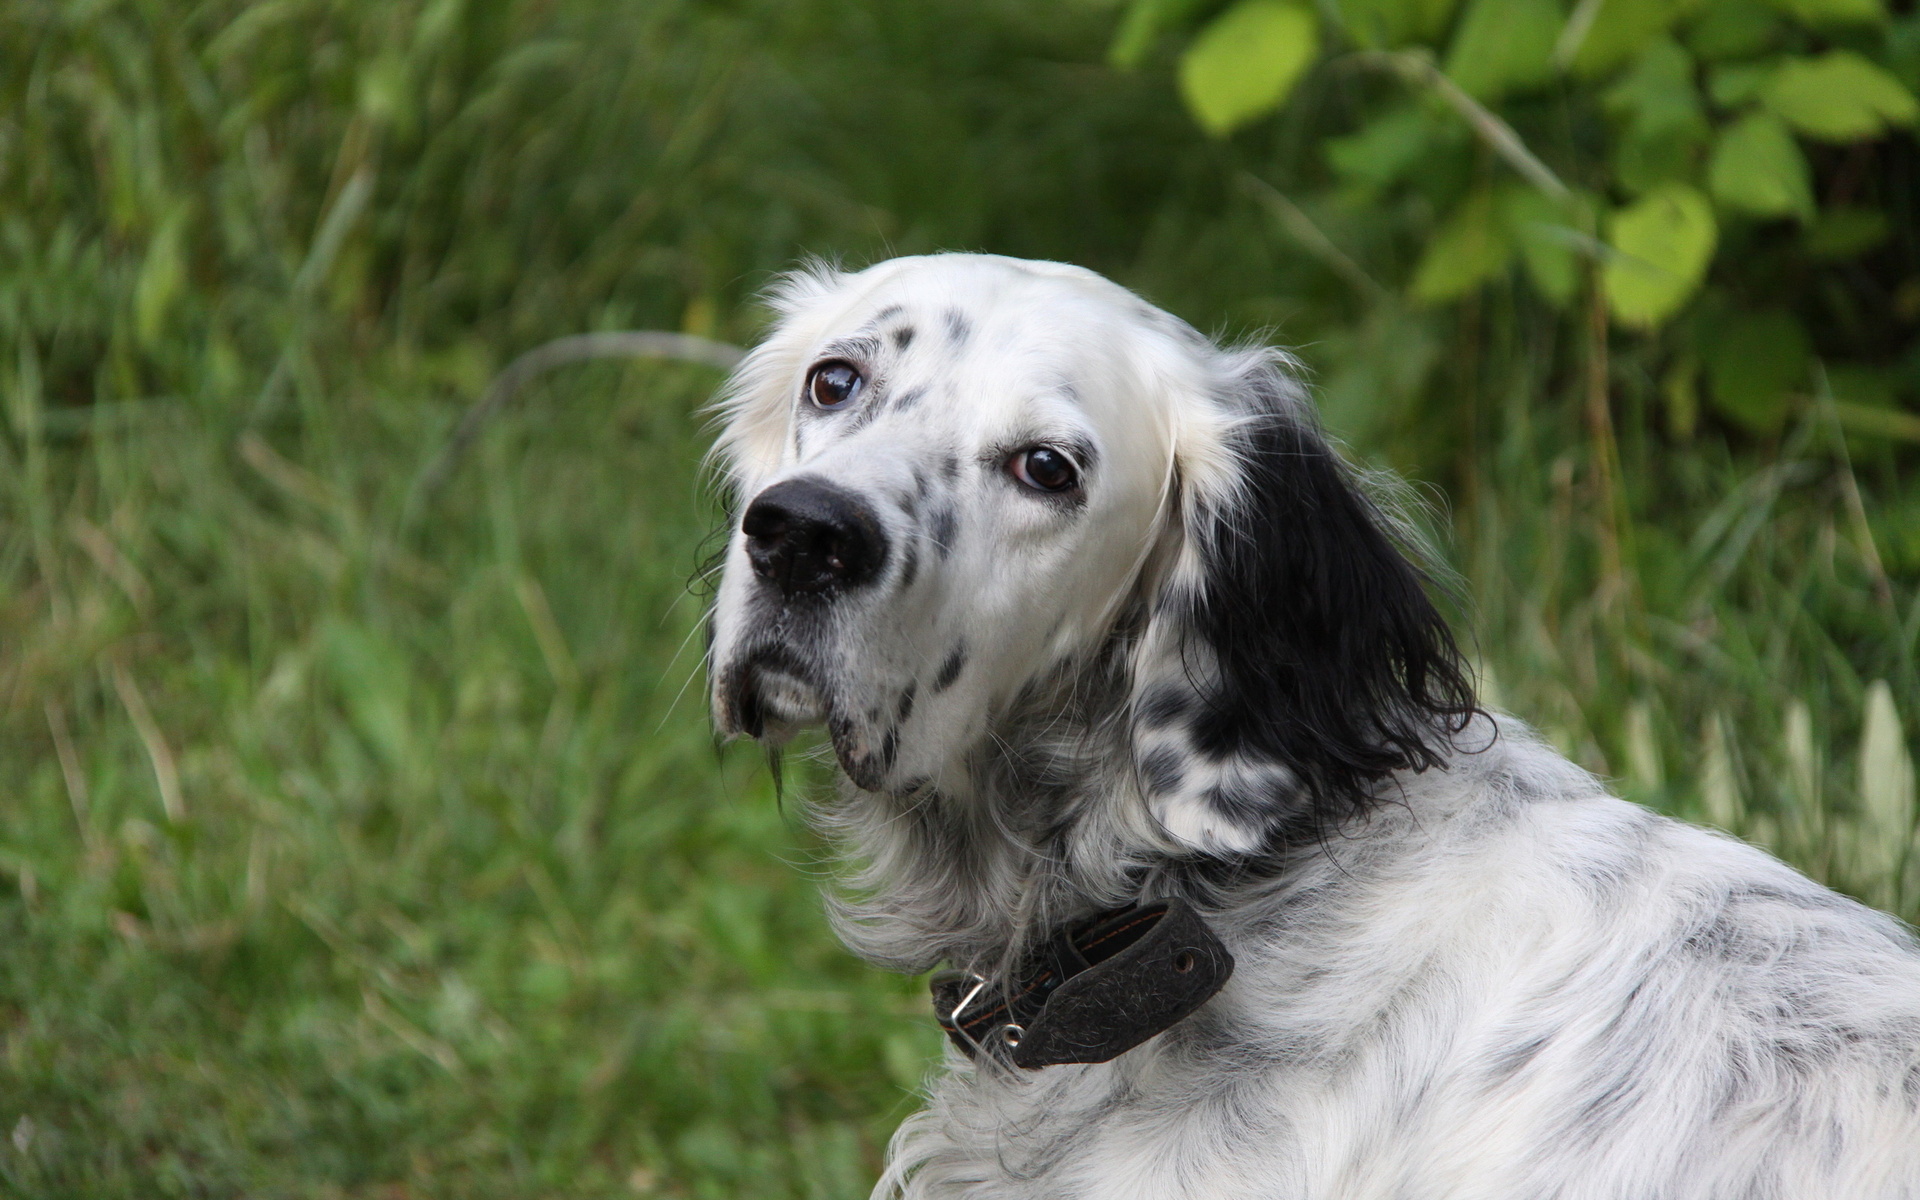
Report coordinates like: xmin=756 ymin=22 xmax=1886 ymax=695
xmin=0 ymin=0 xmax=1915 ymax=1195
xmin=1 ymin=360 xmax=942 ymax=1198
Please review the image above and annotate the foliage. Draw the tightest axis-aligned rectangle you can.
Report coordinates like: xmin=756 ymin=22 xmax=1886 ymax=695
xmin=1127 ymin=0 xmax=1920 ymax=442
xmin=0 ymin=0 xmax=1915 ymax=1195
xmin=1125 ymin=0 xmax=1920 ymax=920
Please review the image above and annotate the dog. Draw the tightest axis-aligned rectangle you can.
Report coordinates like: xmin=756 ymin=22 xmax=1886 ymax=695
xmin=706 ymin=253 xmax=1920 ymax=1199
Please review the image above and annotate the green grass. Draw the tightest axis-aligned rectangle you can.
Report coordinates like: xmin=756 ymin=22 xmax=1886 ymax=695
xmin=1 ymin=361 xmax=942 ymax=1198
xmin=0 ymin=0 xmax=1915 ymax=1195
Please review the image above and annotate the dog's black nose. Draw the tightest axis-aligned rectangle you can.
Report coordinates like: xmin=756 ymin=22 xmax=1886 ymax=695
xmin=742 ymin=478 xmax=885 ymax=596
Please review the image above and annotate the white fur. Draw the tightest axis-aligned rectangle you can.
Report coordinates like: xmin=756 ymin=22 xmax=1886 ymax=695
xmin=707 ymin=253 xmax=1920 ymax=1199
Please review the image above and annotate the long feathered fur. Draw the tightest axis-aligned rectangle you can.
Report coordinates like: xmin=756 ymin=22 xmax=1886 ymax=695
xmin=705 ymin=253 xmax=1920 ymax=1200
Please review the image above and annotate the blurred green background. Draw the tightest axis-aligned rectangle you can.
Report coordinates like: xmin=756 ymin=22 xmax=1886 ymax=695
xmin=1 ymin=0 xmax=1916 ymax=1195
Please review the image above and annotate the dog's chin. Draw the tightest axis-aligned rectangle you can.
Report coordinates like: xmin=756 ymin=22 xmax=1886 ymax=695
xmin=755 ymin=670 xmax=828 ymax=731
xmin=727 ymin=660 xmax=827 ymax=743
xmin=723 ymin=656 xmax=900 ymax=793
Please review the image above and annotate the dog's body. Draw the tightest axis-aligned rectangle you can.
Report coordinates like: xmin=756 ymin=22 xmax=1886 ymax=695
xmin=887 ymin=722 xmax=1920 ymax=1199
xmin=706 ymin=253 xmax=1920 ymax=1198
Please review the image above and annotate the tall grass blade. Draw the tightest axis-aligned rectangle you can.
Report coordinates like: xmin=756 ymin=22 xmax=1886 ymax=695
xmin=1856 ymin=681 xmax=1916 ymax=909
xmin=1624 ymin=698 xmax=1662 ymax=800
xmin=1702 ymin=712 xmax=1742 ymax=833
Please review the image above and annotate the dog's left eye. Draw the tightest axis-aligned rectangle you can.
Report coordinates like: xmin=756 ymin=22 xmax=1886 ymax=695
xmin=807 ymin=361 xmax=864 ymax=410
xmin=1008 ymin=447 xmax=1080 ymax=494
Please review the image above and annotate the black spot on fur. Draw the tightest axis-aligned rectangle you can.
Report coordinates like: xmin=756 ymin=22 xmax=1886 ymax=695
xmin=1486 ymin=766 xmax=1548 ymax=802
xmin=940 ymin=452 xmax=960 ymax=484
xmin=871 ymin=304 xmax=905 ymax=323
xmin=1485 ymin=1035 xmax=1551 ymax=1086
xmin=895 ymin=386 xmax=925 ymax=412
xmin=1570 ymin=1069 xmax=1646 ymax=1145
xmin=1137 ymin=684 xmax=1191 ymax=729
xmin=880 ymin=726 xmax=899 ymax=770
xmin=943 ymin=309 xmax=971 ymax=344
xmin=1682 ymin=911 xmax=1758 ymax=965
xmin=898 ymin=544 xmax=919 ymax=590
xmin=867 ymin=704 xmax=882 ymax=723
xmin=929 ymin=506 xmax=957 ymax=558
xmin=897 ymin=682 xmax=917 ymax=725
xmin=933 ymin=644 xmax=967 ymax=692
xmin=1203 ymin=778 xmax=1272 ymax=826
xmin=891 ymin=325 xmax=916 ymax=350
xmin=1139 ymin=747 xmax=1187 ymax=795
xmin=1725 ymin=883 xmax=1856 ymax=914
xmin=1567 ymin=819 xmax=1656 ymax=906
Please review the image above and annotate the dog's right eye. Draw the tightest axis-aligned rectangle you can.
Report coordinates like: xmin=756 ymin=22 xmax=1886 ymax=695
xmin=1007 ymin=446 xmax=1080 ymax=494
xmin=807 ymin=361 xmax=864 ymax=410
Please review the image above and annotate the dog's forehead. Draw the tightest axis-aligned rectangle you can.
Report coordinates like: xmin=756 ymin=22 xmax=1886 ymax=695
xmin=850 ymin=253 xmax=1126 ymax=315
xmin=824 ymin=257 xmax=1160 ymax=410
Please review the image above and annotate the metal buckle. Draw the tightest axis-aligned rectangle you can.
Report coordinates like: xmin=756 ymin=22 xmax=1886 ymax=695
xmin=949 ymin=972 xmax=993 ymax=1056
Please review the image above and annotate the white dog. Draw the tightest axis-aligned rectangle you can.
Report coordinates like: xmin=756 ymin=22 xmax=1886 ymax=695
xmin=706 ymin=253 xmax=1920 ymax=1199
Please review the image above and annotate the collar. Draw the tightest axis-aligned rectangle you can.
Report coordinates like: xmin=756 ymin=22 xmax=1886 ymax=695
xmin=929 ymin=896 xmax=1234 ymax=1069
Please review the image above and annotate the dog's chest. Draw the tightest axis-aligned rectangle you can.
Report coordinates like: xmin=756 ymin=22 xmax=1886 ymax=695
xmin=911 ymin=1049 xmax=1312 ymax=1200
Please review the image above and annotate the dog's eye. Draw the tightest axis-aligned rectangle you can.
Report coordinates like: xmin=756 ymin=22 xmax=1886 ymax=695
xmin=807 ymin=361 xmax=864 ymax=410
xmin=1008 ymin=447 xmax=1080 ymax=494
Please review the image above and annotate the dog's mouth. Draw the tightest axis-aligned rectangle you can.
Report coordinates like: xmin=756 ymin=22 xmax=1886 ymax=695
xmin=725 ymin=648 xmax=827 ymax=741
xmin=722 ymin=648 xmax=897 ymax=792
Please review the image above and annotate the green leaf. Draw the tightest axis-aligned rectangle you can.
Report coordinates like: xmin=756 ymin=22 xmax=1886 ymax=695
xmin=1111 ymin=0 xmax=1212 ymax=69
xmin=1605 ymin=40 xmax=1705 ymax=137
xmin=1604 ymin=183 xmax=1718 ymax=327
xmin=1699 ymin=308 xmax=1810 ymax=434
xmin=1684 ymin=1 xmax=1781 ymax=61
xmin=1760 ymin=0 xmax=1883 ymax=26
xmin=1761 ymin=52 xmax=1920 ymax=141
xmin=1444 ymin=0 xmax=1561 ymax=100
xmin=1498 ymin=184 xmax=1582 ymax=306
xmin=1708 ymin=60 xmax=1775 ymax=106
xmin=1606 ymin=40 xmax=1711 ymax=192
xmin=1177 ymin=1 xmax=1321 ymax=135
xmin=1410 ymin=189 xmax=1513 ymax=304
xmin=1614 ymin=124 xmax=1708 ymax=193
xmin=1708 ymin=111 xmax=1814 ymax=219
xmin=1570 ymin=0 xmax=1708 ymax=79
xmin=1325 ymin=105 xmax=1441 ymax=191
xmin=1336 ymin=0 xmax=1461 ymax=48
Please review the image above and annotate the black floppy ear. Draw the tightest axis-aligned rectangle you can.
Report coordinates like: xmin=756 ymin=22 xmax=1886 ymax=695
xmin=1127 ymin=355 xmax=1477 ymax=854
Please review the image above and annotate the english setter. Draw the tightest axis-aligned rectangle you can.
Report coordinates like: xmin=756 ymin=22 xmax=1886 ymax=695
xmin=706 ymin=253 xmax=1920 ymax=1199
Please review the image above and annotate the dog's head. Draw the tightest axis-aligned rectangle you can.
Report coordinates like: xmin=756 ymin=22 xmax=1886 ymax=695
xmin=709 ymin=254 xmax=1474 ymax=855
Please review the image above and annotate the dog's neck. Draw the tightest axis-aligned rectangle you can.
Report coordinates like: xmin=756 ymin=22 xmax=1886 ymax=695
xmin=809 ymin=645 xmax=1299 ymax=978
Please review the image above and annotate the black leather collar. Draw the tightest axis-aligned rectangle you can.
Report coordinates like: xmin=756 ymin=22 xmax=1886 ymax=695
xmin=929 ymin=897 xmax=1234 ymax=1069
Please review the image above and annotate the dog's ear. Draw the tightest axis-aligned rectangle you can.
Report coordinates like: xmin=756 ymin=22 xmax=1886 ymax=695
xmin=1127 ymin=353 xmax=1478 ymax=854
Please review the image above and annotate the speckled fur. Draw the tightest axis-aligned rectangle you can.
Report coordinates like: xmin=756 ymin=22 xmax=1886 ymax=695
xmin=707 ymin=254 xmax=1920 ymax=1199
